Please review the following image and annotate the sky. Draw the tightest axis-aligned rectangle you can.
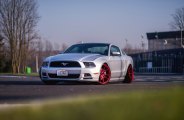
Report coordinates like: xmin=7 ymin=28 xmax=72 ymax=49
xmin=37 ymin=0 xmax=184 ymax=49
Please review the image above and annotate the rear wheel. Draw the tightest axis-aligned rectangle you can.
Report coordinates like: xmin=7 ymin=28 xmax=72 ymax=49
xmin=123 ymin=65 xmax=134 ymax=83
xmin=99 ymin=63 xmax=111 ymax=85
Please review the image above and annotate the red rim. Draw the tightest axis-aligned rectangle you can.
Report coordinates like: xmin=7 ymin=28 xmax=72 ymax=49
xmin=127 ymin=65 xmax=134 ymax=81
xmin=99 ymin=64 xmax=111 ymax=85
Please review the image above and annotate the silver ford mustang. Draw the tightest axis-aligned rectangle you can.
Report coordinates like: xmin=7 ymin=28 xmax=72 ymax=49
xmin=39 ymin=43 xmax=134 ymax=85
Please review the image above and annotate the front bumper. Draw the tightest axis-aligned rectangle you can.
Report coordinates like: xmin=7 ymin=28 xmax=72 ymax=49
xmin=40 ymin=67 xmax=100 ymax=82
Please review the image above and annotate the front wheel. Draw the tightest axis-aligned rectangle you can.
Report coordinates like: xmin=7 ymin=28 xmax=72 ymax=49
xmin=98 ymin=63 xmax=111 ymax=85
xmin=123 ymin=65 xmax=134 ymax=83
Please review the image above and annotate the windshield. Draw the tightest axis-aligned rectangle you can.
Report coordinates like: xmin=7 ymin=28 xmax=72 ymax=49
xmin=64 ymin=43 xmax=109 ymax=56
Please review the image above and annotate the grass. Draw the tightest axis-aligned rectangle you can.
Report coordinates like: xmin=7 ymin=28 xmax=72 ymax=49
xmin=0 ymin=87 xmax=184 ymax=120
xmin=0 ymin=73 xmax=39 ymax=77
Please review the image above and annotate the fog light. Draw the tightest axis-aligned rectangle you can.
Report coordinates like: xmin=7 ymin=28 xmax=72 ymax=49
xmin=42 ymin=72 xmax=47 ymax=76
xmin=84 ymin=73 xmax=92 ymax=79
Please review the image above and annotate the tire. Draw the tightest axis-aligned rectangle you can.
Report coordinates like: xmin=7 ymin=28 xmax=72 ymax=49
xmin=42 ymin=80 xmax=58 ymax=85
xmin=99 ymin=63 xmax=111 ymax=85
xmin=123 ymin=65 xmax=134 ymax=83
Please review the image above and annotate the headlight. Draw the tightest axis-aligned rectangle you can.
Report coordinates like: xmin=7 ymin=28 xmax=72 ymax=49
xmin=83 ymin=62 xmax=96 ymax=68
xmin=42 ymin=61 xmax=49 ymax=67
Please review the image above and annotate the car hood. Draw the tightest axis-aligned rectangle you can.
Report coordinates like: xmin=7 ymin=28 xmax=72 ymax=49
xmin=45 ymin=53 xmax=104 ymax=62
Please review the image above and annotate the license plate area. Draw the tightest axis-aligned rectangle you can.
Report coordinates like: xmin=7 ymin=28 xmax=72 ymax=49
xmin=57 ymin=70 xmax=68 ymax=76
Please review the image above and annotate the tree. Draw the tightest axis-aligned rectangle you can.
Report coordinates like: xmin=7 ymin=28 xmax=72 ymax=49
xmin=36 ymin=38 xmax=44 ymax=68
xmin=45 ymin=40 xmax=53 ymax=56
xmin=0 ymin=35 xmax=4 ymax=60
xmin=170 ymin=7 xmax=184 ymax=30
xmin=61 ymin=43 xmax=68 ymax=52
xmin=0 ymin=35 xmax=3 ymax=49
xmin=0 ymin=0 xmax=39 ymax=73
xmin=0 ymin=35 xmax=10 ymax=72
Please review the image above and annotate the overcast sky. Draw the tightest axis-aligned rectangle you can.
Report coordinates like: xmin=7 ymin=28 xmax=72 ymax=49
xmin=37 ymin=0 xmax=184 ymax=49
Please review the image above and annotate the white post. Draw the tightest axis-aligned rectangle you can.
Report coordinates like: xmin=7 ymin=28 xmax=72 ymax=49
xmin=181 ymin=29 xmax=184 ymax=48
xmin=36 ymin=55 xmax=38 ymax=73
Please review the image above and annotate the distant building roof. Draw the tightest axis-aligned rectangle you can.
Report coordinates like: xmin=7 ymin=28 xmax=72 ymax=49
xmin=147 ymin=31 xmax=184 ymax=40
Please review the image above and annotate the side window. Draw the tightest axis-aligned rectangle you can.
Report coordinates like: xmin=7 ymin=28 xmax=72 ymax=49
xmin=110 ymin=45 xmax=121 ymax=56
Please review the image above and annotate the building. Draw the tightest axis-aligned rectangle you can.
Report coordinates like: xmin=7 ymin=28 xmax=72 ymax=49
xmin=147 ymin=31 xmax=184 ymax=51
xmin=130 ymin=30 xmax=184 ymax=74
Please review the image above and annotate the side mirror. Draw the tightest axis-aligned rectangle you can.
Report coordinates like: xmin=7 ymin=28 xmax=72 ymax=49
xmin=111 ymin=52 xmax=121 ymax=56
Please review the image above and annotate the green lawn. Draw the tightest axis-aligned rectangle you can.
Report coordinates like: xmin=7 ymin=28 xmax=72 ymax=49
xmin=0 ymin=73 xmax=39 ymax=77
xmin=0 ymin=87 xmax=183 ymax=120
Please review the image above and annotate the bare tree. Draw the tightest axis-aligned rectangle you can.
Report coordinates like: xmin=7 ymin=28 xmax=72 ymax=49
xmin=0 ymin=35 xmax=3 ymax=49
xmin=36 ymin=38 xmax=44 ymax=68
xmin=45 ymin=40 xmax=53 ymax=56
xmin=170 ymin=7 xmax=184 ymax=30
xmin=0 ymin=35 xmax=4 ymax=62
xmin=54 ymin=42 xmax=60 ymax=51
xmin=0 ymin=35 xmax=9 ymax=72
xmin=61 ymin=43 xmax=68 ymax=52
xmin=0 ymin=0 xmax=39 ymax=73
xmin=123 ymin=44 xmax=144 ymax=54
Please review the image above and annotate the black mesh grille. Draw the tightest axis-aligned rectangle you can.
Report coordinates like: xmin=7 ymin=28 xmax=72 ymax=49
xmin=48 ymin=73 xmax=80 ymax=79
xmin=50 ymin=61 xmax=81 ymax=67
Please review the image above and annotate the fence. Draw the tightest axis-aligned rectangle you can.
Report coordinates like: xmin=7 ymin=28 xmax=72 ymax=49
xmin=139 ymin=67 xmax=172 ymax=73
xmin=130 ymin=48 xmax=184 ymax=74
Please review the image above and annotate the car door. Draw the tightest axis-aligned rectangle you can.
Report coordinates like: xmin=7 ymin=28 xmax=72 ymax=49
xmin=108 ymin=45 xmax=122 ymax=78
xmin=120 ymin=50 xmax=128 ymax=77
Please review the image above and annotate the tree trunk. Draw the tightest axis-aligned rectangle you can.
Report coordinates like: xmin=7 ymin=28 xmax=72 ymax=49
xmin=0 ymin=0 xmax=39 ymax=74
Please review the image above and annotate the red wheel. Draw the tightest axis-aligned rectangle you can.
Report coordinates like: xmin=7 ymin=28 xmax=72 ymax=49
xmin=123 ymin=65 xmax=134 ymax=83
xmin=99 ymin=64 xmax=111 ymax=85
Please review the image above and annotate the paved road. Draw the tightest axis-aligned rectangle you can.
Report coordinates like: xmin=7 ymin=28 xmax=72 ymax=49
xmin=0 ymin=75 xmax=184 ymax=104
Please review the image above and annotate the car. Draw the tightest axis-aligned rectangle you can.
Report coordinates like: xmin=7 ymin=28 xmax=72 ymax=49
xmin=39 ymin=43 xmax=134 ymax=85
